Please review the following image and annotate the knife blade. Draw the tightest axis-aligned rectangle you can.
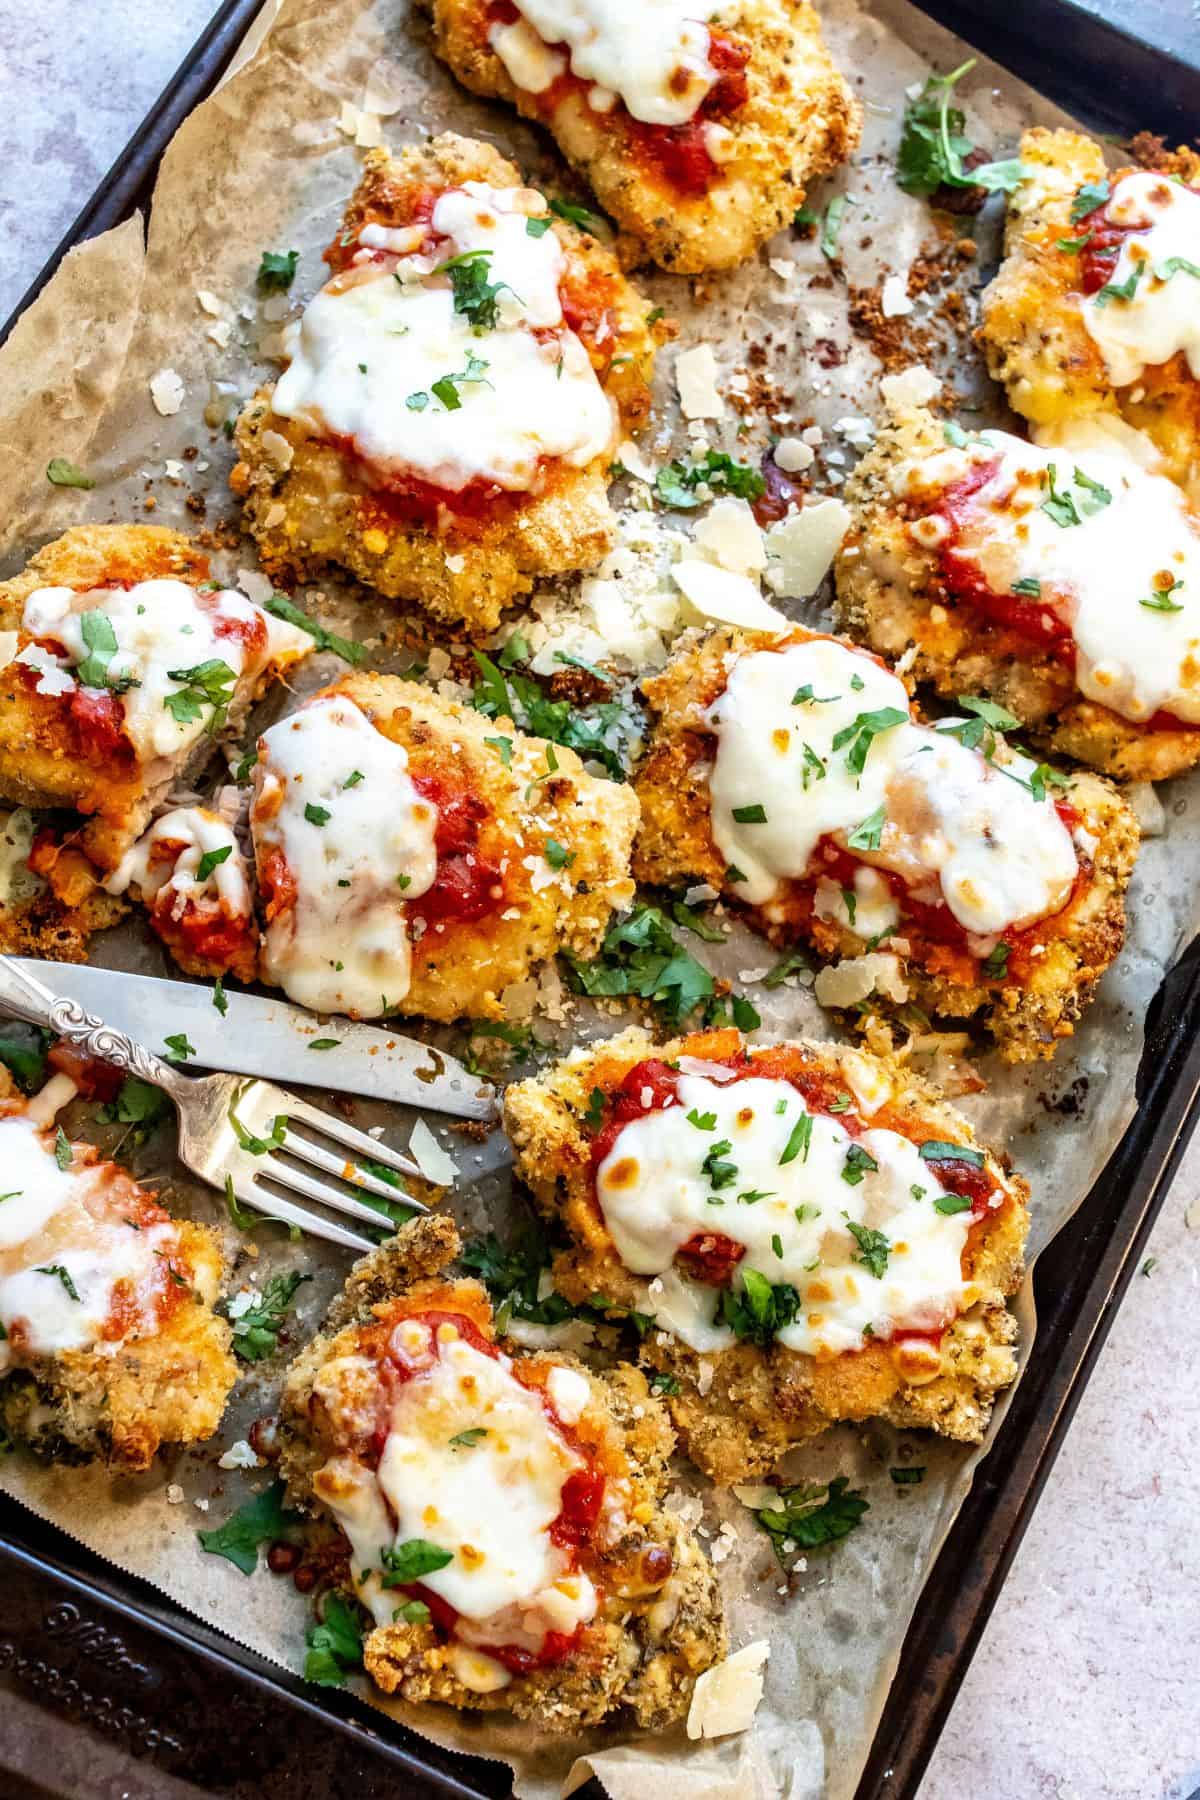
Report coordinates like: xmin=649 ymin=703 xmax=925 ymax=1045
xmin=9 ymin=959 xmax=497 ymax=1120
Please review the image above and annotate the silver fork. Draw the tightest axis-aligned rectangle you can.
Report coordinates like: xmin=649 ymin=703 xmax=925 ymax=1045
xmin=0 ymin=956 xmax=474 ymax=1252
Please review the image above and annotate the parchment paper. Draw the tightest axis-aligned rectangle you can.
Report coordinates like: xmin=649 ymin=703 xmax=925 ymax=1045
xmin=1 ymin=2 xmax=1197 ymax=1796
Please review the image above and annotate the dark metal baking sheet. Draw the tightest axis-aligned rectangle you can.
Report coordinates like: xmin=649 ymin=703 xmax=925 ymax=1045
xmin=3 ymin=2 xmax=1199 ymax=1795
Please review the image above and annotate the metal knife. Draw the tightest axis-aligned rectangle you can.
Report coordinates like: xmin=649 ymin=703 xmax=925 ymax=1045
xmin=8 ymin=959 xmax=496 ymax=1120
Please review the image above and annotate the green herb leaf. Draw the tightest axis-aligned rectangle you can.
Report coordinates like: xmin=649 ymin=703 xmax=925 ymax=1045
xmin=846 ymin=804 xmax=886 ymax=852
xmin=549 ymin=196 xmax=602 ymax=230
xmin=831 ymin=707 xmax=908 ymax=777
xmin=1096 ymin=265 xmax=1142 ymax=306
xmin=653 ymin=450 xmax=765 ymax=510
xmin=526 ymin=216 xmax=552 ymax=237
xmin=1155 ymin=255 xmax=1200 ymax=281
xmin=449 ymin=1427 xmax=488 ymax=1449
xmin=752 ymin=1475 xmax=869 ymax=1560
xmin=720 ymin=1268 xmax=801 ymax=1346
xmin=919 ymin=1139 xmax=985 ymax=1166
xmin=687 ymin=1108 xmax=718 ymax=1130
xmin=308 ymin=1038 xmax=339 ymax=1050
xmin=304 ymin=1591 xmax=365 ymax=1686
xmin=380 ymin=1539 xmax=455 ymax=1584
xmin=1140 ymin=577 xmax=1185 ymax=613
xmin=196 ymin=844 xmax=233 ymax=883
xmin=890 ymin=1466 xmax=926 ymax=1486
xmin=0 ymin=1028 xmax=50 ymax=1093
xmin=584 ymin=1087 xmax=606 ymax=1131
xmin=35 ymin=1263 xmax=80 ymax=1301
xmin=983 ymin=942 xmax=1010 ymax=979
xmin=46 ymin=457 xmax=96 ymax=490
xmin=649 ymin=1370 xmax=681 ymax=1395
xmin=76 ymin=609 xmax=136 ymax=692
xmin=163 ymin=659 xmax=238 ymax=731
xmin=1056 ymin=232 xmax=1093 ymax=253
xmin=933 ymin=1191 xmax=974 ymax=1215
xmin=54 ymin=1126 xmax=73 ymax=1171
xmin=896 ymin=59 xmax=1023 ymax=199
xmin=162 ymin=1032 xmax=196 ymax=1064
xmin=701 ymin=1137 xmax=738 ymax=1189
xmin=198 ymin=1480 xmax=299 ymax=1576
xmin=1011 ymin=576 xmax=1042 ymax=596
xmin=544 ymin=838 xmax=575 ymax=870
xmin=779 ymin=1111 xmax=813 ymax=1166
xmin=764 ymin=948 xmax=810 ymax=987
xmin=213 ymin=977 xmax=228 ymax=1016
xmin=731 ymin=803 xmax=767 ymax=824
xmin=393 ymin=1599 xmax=432 ymax=1624
xmin=841 ymin=1144 xmax=879 ymax=1187
xmin=304 ymin=803 xmax=331 ymax=827
xmin=434 ymin=247 xmax=515 ymax=333
xmin=230 ymin=1270 xmax=311 ymax=1361
xmin=258 ymin=249 xmax=299 ymax=291
xmin=820 ymin=194 xmax=853 ymax=259
xmin=1070 ymin=180 xmax=1110 ymax=223
xmin=844 ymin=1216 xmax=890 ymax=1276
xmin=264 ymin=593 xmax=365 ymax=664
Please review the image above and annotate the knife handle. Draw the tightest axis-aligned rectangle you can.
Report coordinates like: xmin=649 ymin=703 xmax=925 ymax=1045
xmin=0 ymin=954 xmax=187 ymax=1096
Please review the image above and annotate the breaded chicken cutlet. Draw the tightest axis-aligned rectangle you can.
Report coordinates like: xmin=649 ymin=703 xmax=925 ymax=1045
xmin=0 ymin=1074 xmax=235 ymax=1469
xmin=505 ymin=1027 xmax=1029 ymax=1484
xmin=835 ymin=401 xmax=1200 ymax=781
xmin=424 ymin=0 xmax=860 ymax=272
xmin=632 ymin=626 xmax=1136 ymax=1063
xmin=979 ymin=127 xmax=1200 ymax=501
xmin=0 ymin=805 xmax=125 ymax=963
xmin=0 ymin=524 xmax=311 ymax=884
xmin=247 ymin=672 xmax=639 ymax=1020
xmin=279 ymin=1212 xmax=726 ymax=1725
xmin=232 ymin=134 xmax=664 ymax=633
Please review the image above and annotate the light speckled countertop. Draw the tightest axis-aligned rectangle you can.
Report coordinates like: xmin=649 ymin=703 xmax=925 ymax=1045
xmin=0 ymin=4 xmax=1198 ymax=1797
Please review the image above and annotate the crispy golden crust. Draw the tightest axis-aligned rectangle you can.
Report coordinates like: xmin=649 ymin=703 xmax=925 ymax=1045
xmin=280 ymin=1214 xmax=726 ymax=1728
xmin=504 ymin=1027 xmax=1029 ymax=1482
xmin=632 ymin=625 xmax=1137 ymax=1061
xmin=231 ymin=135 xmax=663 ymax=632
xmin=311 ymin=671 xmax=638 ymax=1021
xmin=978 ymin=127 xmax=1200 ymax=500
xmin=0 ymin=524 xmax=306 ymax=875
xmin=426 ymin=0 xmax=859 ymax=272
xmin=0 ymin=847 xmax=126 ymax=965
xmin=834 ymin=403 xmax=1200 ymax=781
xmin=0 ymin=1102 xmax=236 ymax=1473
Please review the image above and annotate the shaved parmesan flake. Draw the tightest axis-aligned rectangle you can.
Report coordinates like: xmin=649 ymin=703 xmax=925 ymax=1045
xmin=196 ymin=289 xmax=224 ymax=316
xmin=1126 ymin=782 xmax=1165 ymax=838
xmin=236 ymin=567 xmax=274 ymax=608
xmin=814 ymin=952 xmax=910 ymax=1008
xmin=408 ymin=1119 xmax=457 ymax=1187
xmin=880 ymin=363 xmax=940 ymax=414
xmin=149 ymin=368 xmax=185 ymax=416
xmin=881 ymin=274 xmax=913 ymax=317
xmin=675 ymin=344 xmax=724 ymax=419
xmin=16 ymin=643 xmax=74 ymax=697
xmin=763 ymin=498 xmax=851 ymax=596
xmin=686 ymin=1641 xmax=770 ymax=1740
xmin=217 ymin=1438 xmax=262 ymax=1470
xmin=615 ymin=437 xmax=656 ymax=484
xmin=0 ymin=631 xmax=18 ymax=673
xmin=693 ymin=497 xmax=766 ymax=576
xmin=773 ymin=435 xmax=814 ymax=474
xmin=672 ymin=560 xmax=789 ymax=632
xmin=733 ymin=1484 xmax=784 ymax=1511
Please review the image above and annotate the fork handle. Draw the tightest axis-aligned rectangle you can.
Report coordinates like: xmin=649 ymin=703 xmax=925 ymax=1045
xmin=0 ymin=954 xmax=188 ymax=1098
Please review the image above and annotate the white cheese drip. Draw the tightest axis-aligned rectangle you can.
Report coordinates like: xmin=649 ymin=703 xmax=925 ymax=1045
xmin=272 ymin=183 xmax=614 ymax=494
xmin=909 ymin=421 xmax=1200 ymax=725
xmin=598 ymin=1073 xmax=987 ymax=1356
xmin=0 ymin=1114 xmax=171 ymax=1365
xmin=315 ymin=1323 xmax=598 ymax=1668
xmin=707 ymin=639 xmax=1077 ymax=934
xmin=20 ymin=580 xmax=308 ymax=762
xmin=1080 ymin=172 xmax=1200 ymax=385
xmin=252 ymin=695 xmax=437 ymax=1017
xmin=498 ymin=0 xmax=723 ymax=125
xmin=106 ymin=806 xmax=251 ymax=918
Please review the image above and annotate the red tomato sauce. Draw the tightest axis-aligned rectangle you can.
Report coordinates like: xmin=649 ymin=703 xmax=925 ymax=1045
xmin=371 ymin=1307 xmax=606 ymax=1674
xmin=1074 ymin=181 xmax=1200 ymax=296
xmin=408 ymin=773 xmax=504 ymax=925
xmin=68 ymin=687 xmax=128 ymax=761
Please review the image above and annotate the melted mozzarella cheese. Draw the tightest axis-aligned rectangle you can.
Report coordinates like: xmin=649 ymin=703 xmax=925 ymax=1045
xmin=707 ymin=639 xmax=1077 ymax=936
xmin=20 ymin=580 xmax=309 ymax=762
xmin=1080 ymin=172 xmax=1200 ymax=385
xmin=316 ymin=1323 xmax=597 ymax=1659
xmin=907 ymin=421 xmax=1200 ymax=724
xmin=252 ymin=695 xmax=438 ymax=1016
xmin=499 ymin=0 xmax=723 ymax=125
xmin=598 ymin=1073 xmax=988 ymax=1356
xmin=106 ymin=806 xmax=251 ymax=917
xmin=0 ymin=1114 xmax=172 ymax=1365
xmin=272 ymin=184 xmax=614 ymax=494
xmin=0 ymin=809 xmax=44 ymax=909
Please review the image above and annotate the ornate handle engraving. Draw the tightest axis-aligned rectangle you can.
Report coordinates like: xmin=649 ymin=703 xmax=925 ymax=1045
xmin=0 ymin=955 xmax=186 ymax=1099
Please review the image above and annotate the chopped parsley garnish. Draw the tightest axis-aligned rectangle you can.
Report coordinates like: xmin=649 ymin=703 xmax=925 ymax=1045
xmin=76 ymin=611 xmax=136 ymax=692
xmin=1012 ymin=576 xmax=1042 ymax=597
xmin=719 ymin=1268 xmax=801 ymax=1346
xmin=213 ymin=977 xmax=228 ymax=1016
xmin=484 ymin=734 xmax=513 ymax=766
xmin=687 ymin=1108 xmax=718 ymax=1130
xmin=54 ymin=1127 xmax=72 ymax=1170
xmin=1070 ymin=180 xmax=1110 ymax=223
xmin=739 ymin=1189 xmax=775 ymax=1205
xmin=649 ymin=1370 xmax=681 ymax=1395
xmin=1156 ymin=256 xmax=1200 ymax=282
xmin=416 ymin=352 xmax=491 ymax=414
xmin=936 ymin=693 xmax=1020 ymax=756
xmin=791 ymin=685 xmax=836 ymax=706
xmin=1072 ymin=465 xmax=1113 ymax=513
xmin=943 ymin=421 xmax=970 ymax=448
xmin=229 ymin=1270 xmax=311 ymax=1360
xmin=549 ymin=196 xmax=602 ymax=230
xmin=801 ymin=744 xmax=827 ymax=788
xmin=584 ymin=1087 xmax=606 ymax=1131
xmin=919 ymin=1139 xmax=984 ymax=1166
xmin=820 ymin=194 xmax=853 ymax=260
xmin=228 ymin=1092 xmax=288 ymax=1158
xmin=1140 ymin=577 xmax=1185 ymax=613
xmin=35 ymin=1263 xmax=80 ymax=1301
xmin=764 ymin=948 xmax=810 ymax=987
xmin=304 ymin=1592 xmax=365 ymax=1687
xmin=163 ymin=659 xmax=238 ymax=731
xmin=265 ymin=593 xmax=365 ymax=664
xmin=732 ymin=802 xmax=767 ymax=824
xmin=470 ymin=647 xmax=633 ymax=782
xmin=701 ymin=1138 xmax=738 ymax=1189
xmin=831 ymin=706 xmax=908 ymax=776
xmin=843 ymin=1217 xmax=890 ymax=1277
xmin=0 ymin=1028 xmax=50 ymax=1094
xmin=435 ymin=247 xmax=515 ymax=333
xmin=933 ymin=1192 xmax=974 ymax=1215
xmin=983 ymin=942 xmax=1010 ymax=979
xmin=846 ymin=804 xmax=886 ymax=852
xmin=896 ymin=60 xmax=1024 ymax=199
xmin=380 ymin=1539 xmax=454 ymax=1584
xmin=304 ymin=803 xmax=331 ymax=827
xmin=198 ymin=1480 xmax=299 ymax=1576
xmin=779 ymin=1112 xmax=813 ymax=1165
xmin=197 ymin=844 xmax=233 ymax=882
xmin=1096 ymin=264 xmax=1143 ymax=306
xmin=841 ymin=1144 xmax=879 ymax=1186
xmin=257 ymin=248 xmax=299 ymax=291
xmin=406 ymin=391 xmax=429 ymax=411
xmin=1056 ymin=233 xmax=1093 ymax=253
xmin=448 ymin=1428 xmax=488 ymax=1450
xmin=752 ymin=1476 xmax=869 ymax=1562
xmin=393 ymin=1599 xmax=431 ymax=1624
xmin=544 ymin=838 xmax=575 ymax=870
xmin=653 ymin=450 xmax=765 ymax=510
xmin=525 ymin=216 xmax=552 ymax=237
xmin=890 ymin=1466 xmax=926 ymax=1486
xmin=308 ymin=1038 xmax=340 ymax=1050
xmin=100 ymin=1076 xmax=170 ymax=1130
xmin=163 ymin=1033 xmax=195 ymax=1064
xmin=46 ymin=457 xmax=95 ymax=489
xmin=563 ymin=901 xmax=755 ymax=1031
